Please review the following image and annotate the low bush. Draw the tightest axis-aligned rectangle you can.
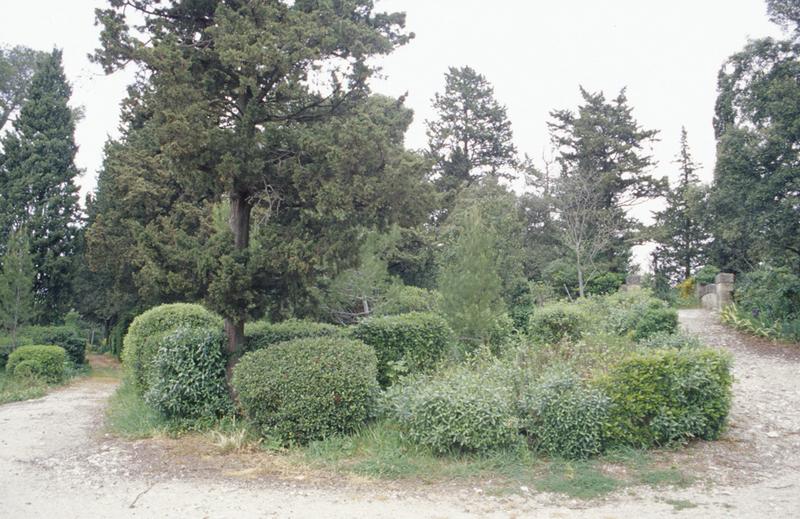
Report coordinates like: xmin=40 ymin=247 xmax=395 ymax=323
xmin=586 ymin=272 xmax=625 ymax=296
xmin=384 ymin=363 xmax=520 ymax=454
xmin=632 ymin=307 xmax=678 ymax=341
xmin=352 ymin=312 xmax=452 ymax=386
xmin=244 ymin=319 xmax=339 ymax=352
xmin=694 ymin=265 xmax=720 ymax=285
xmin=122 ymin=303 xmax=222 ymax=394
xmin=22 ymin=325 xmax=86 ymax=365
xmin=528 ymin=303 xmax=588 ymax=344
xmin=735 ymin=266 xmax=800 ymax=341
xmin=144 ymin=326 xmax=231 ymax=419
xmin=599 ymin=348 xmax=732 ymax=448
xmin=373 ymin=285 xmax=441 ymax=317
xmin=639 ymin=331 xmax=701 ymax=350
xmin=519 ymin=368 xmax=609 ymax=459
xmin=6 ymin=345 xmax=67 ymax=383
xmin=233 ymin=336 xmax=379 ymax=445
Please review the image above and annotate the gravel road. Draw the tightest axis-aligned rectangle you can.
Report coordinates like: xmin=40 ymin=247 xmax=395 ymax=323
xmin=1 ymin=309 xmax=798 ymax=518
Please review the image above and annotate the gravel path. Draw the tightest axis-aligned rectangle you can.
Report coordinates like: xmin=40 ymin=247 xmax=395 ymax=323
xmin=1 ymin=309 xmax=799 ymax=518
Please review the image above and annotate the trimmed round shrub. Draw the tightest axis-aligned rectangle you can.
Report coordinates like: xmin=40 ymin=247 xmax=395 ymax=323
xmin=632 ymin=307 xmax=678 ymax=341
xmin=244 ymin=319 xmax=339 ymax=352
xmin=385 ymin=364 xmax=520 ymax=454
xmin=22 ymin=325 xmax=86 ymax=365
xmin=599 ymin=348 xmax=733 ymax=448
xmin=694 ymin=265 xmax=720 ymax=285
xmin=233 ymin=336 xmax=380 ymax=445
xmin=6 ymin=345 xmax=67 ymax=383
xmin=144 ymin=326 xmax=231 ymax=419
xmin=123 ymin=303 xmax=222 ymax=394
xmin=528 ymin=303 xmax=589 ymax=344
xmin=374 ymin=285 xmax=442 ymax=316
xmin=352 ymin=312 xmax=452 ymax=387
xmin=519 ymin=369 xmax=609 ymax=459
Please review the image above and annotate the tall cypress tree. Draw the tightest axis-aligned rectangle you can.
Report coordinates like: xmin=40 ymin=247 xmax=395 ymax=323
xmin=652 ymin=128 xmax=710 ymax=281
xmin=0 ymin=49 xmax=81 ymax=322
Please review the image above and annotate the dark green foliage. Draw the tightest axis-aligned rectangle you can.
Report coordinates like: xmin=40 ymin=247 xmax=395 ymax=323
xmin=632 ymin=307 xmax=678 ymax=342
xmin=0 ymin=229 xmax=34 ymax=342
xmin=694 ymin=265 xmax=720 ymax=285
xmin=123 ymin=304 xmax=222 ymax=394
xmin=735 ymin=266 xmax=800 ymax=341
xmin=352 ymin=312 xmax=452 ymax=386
xmin=586 ymin=272 xmax=625 ymax=296
xmin=22 ymin=325 xmax=85 ymax=365
xmin=427 ymin=66 xmax=518 ymax=195
xmin=244 ymin=319 xmax=339 ymax=352
xmin=144 ymin=326 xmax=230 ymax=419
xmin=519 ymin=369 xmax=610 ymax=459
xmin=528 ymin=304 xmax=588 ymax=344
xmin=652 ymin=128 xmax=710 ymax=282
xmin=384 ymin=364 xmax=520 ymax=454
xmin=600 ymin=349 xmax=732 ymax=448
xmin=0 ymin=50 xmax=81 ymax=322
xmin=233 ymin=337 xmax=380 ymax=445
xmin=6 ymin=345 xmax=66 ymax=383
xmin=373 ymin=285 xmax=441 ymax=317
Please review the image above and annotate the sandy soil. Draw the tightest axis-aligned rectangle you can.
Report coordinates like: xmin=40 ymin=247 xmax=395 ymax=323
xmin=1 ymin=309 xmax=799 ymax=518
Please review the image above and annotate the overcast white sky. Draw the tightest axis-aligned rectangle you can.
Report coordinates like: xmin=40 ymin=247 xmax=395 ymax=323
xmin=0 ymin=0 xmax=786 ymax=267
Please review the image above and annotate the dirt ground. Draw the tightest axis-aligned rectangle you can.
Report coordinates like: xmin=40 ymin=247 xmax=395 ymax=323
xmin=1 ymin=309 xmax=798 ymax=518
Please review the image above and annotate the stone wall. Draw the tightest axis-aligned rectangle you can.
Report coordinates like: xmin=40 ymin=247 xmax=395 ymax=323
xmin=697 ymin=273 xmax=735 ymax=311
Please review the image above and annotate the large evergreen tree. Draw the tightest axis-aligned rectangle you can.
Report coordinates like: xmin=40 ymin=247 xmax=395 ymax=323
xmin=710 ymin=7 xmax=800 ymax=273
xmin=426 ymin=66 xmax=517 ymax=215
xmin=652 ymin=128 xmax=710 ymax=281
xmin=93 ymin=0 xmax=415 ymax=381
xmin=0 ymin=45 xmax=46 ymax=135
xmin=0 ymin=229 xmax=34 ymax=345
xmin=549 ymin=87 xmax=662 ymax=274
xmin=0 ymin=49 xmax=81 ymax=322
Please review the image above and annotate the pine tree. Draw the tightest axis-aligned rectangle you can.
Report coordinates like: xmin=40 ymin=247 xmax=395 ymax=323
xmin=0 ymin=229 xmax=34 ymax=345
xmin=652 ymin=128 xmax=709 ymax=281
xmin=0 ymin=49 xmax=81 ymax=321
xmin=426 ymin=66 xmax=517 ymax=215
xmin=438 ymin=208 xmax=505 ymax=348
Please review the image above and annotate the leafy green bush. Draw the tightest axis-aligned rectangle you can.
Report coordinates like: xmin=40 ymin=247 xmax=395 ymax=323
xmin=519 ymin=368 xmax=609 ymax=459
xmin=632 ymin=307 xmax=678 ymax=341
xmin=385 ymin=363 xmax=520 ymax=454
xmin=528 ymin=303 xmax=588 ymax=344
xmin=694 ymin=265 xmax=720 ymax=285
xmin=373 ymin=285 xmax=441 ymax=316
xmin=233 ymin=336 xmax=379 ymax=445
xmin=599 ymin=348 xmax=732 ymax=448
xmin=22 ymin=325 xmax=86 ymax=365
xmin=639 ymin=331 xmax=701 ymax=350
xmin=6 ymin=345 xmax=67 ymax=383
xmin=244 ymin=319 xmax=339 ymax=352
xmin=586 ymin=272 xmax=625 ymax=296
xmin=352 ymin=312 xmax=452 ymax=386
xmin=144 ymin=326 xmax=231 ymax=419
xmin=123 ymin=303 xmax=222 ymax=394
xmin=736 ymin=266 xmax=800 ymax=334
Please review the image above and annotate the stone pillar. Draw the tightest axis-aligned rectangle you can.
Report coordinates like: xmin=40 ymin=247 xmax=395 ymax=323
xmin=715 ymin=273 xmax=735 ymax=309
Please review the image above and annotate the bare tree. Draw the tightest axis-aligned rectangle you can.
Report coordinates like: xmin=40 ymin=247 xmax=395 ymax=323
xmin=554 ymin=171 xmax=619 ymax=298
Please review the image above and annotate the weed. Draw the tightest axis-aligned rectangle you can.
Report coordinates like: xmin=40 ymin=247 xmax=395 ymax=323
xmin=664 ymin=498 xmax=698 ymax=511
xmin=535 ymin=461 xmax=619 ymax=499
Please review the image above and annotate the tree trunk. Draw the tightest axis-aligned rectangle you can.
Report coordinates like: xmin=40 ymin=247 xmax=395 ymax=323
xmin=224 ymin=190 xmax=252 ymax=391
xmin=577 ymin=264 xmax=585 ymax=298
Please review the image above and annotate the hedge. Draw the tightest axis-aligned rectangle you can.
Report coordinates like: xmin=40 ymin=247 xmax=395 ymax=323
xmin=123 ymin=303 xmax=222 ymax=394
xmin=233 ymin=336 xmax=379 ymax=445
xmin=599 ymin=348 xmax=733 ymax=447
xmin=144 ymin=326 xmax=231 ymax=419
xmin=22 ymin=325 xmax=85 ymax=365
xmin=244 ymin=319 xmax=339 ymax=352
xmin=528 ymin=303 xmax=588 ymax=344
xmin=6 ymin=345 xmax=67 ymax=383
xmin=351 ymin=312 xmax=452 ymax=386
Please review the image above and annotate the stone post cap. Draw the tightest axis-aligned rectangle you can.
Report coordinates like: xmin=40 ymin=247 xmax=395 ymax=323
xmin=715 ymin=273 xmax=735 ymax=284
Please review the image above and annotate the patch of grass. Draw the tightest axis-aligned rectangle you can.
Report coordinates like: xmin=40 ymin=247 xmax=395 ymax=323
xmin=637 ymin=467 xmax=694 ymax=488
xmin=535 ymin=461 xmax=619 ymax=499
xmin=0 ymin=370 xmax=48 ymax=405
xmin=105 ymin=379 xmax=169 ymax=438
